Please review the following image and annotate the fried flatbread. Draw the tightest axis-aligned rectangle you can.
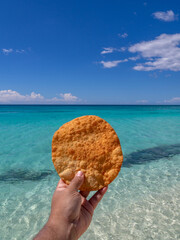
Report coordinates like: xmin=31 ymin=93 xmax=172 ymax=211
xmin=52 ymin=115 xmax=123 ymax=191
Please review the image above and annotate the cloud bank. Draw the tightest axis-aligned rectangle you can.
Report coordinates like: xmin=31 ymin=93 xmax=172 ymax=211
xmin=0 ymin=90 xmax=80 ymax=104
xmin=59 ymin=93 xmax=78 ymax=102
xmin=164 ymin=97 xmax=180 ymax=103
xmin=129 ymin=33 xmax=180 ymax=71
xmin=99 ymin=33 xmax=180 ymax=71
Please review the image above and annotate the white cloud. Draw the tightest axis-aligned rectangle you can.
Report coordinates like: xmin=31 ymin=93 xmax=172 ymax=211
xmin=59 ymin=93 xmax=78 ymax=102
xmin=29 ymin=92 xmax=44 ymax=99
xmin=152 ymin=10 xmax=178 ymax=22
xmin=120 ymin=47 xmax=126 ymax=52
xmin=101 ymin=47 xmax=114 ymax=54
xmin=165 ymin=74 xmax=171 ymax=78
xmin=118 ymin=33 xmax=128 ymax=38
xmin=128 ymin=33 xmax=180 ymax=71
xmin=136 ymin=99 xmax=148 ymax=103
xmin=16 ymin=49 xmax=25 ymax=53
xmin=100 ymin=59 xmax=128 ymax=68
xmin=2 ymin=48 xmax=26 ymax=55
xmin=0 ymin=90 xmax=44 ymax=103
xmin=128 ymin=56 xmax=140 ymax=61
xmin=149 ymin=72 xmax=158 ymax=78
xmin=164 ymin=97 xmax=180 ymax=103
xmin=2 ymin=49 xmax=13 ymax=54
xmin=0 ymin=90 xmax=79 ymax=104
xmin=101 ymin=47 xmax=126 ymax=54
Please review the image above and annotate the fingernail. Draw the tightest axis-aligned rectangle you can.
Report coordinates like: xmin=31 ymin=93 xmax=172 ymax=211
xmin=76 ymin=171 xmax=83 ymax=177
xmin=101 ymin=186 xmax=108 ymax=193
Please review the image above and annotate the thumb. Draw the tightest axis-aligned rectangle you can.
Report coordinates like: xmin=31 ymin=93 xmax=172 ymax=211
xmin=69 ymin=171 xmax=84 ymax=191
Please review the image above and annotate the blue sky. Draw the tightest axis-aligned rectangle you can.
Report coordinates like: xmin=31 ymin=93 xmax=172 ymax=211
xmin=0 ymin=0 xmax=180 ymax=104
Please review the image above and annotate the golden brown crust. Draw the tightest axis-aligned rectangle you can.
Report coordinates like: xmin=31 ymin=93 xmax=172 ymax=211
xmin=52 ymin=115 xmax=123 ymax=191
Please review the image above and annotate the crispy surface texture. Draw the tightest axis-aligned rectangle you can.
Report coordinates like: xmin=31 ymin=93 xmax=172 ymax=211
xmin=52 ymin=115 xmax=123 ymax=191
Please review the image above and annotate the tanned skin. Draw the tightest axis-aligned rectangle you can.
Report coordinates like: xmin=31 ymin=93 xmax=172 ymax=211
xmin=34 ymin=171 xmax=108 ymax=240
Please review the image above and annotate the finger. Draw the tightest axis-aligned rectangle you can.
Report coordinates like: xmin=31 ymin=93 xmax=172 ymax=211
xmin=56 ymin=179 xmax=67 ymax=189
xmin=80 ymin=191 xmax=90 ymax=198
xmin=68 ymin=171 xmax=84 ymax=191
xmin=89 ymin=186 xmax=108 ymax=210
xmin=82 ymin=198 xmax=94 ymax=217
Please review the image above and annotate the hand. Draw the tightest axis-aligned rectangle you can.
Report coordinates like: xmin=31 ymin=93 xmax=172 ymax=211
xmin=34 ymin=171 xmax=108 ymax=240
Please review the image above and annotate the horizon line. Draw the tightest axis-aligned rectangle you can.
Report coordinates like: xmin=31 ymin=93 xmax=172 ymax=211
xmin=0 ymin=104 xmax=180 ymax=106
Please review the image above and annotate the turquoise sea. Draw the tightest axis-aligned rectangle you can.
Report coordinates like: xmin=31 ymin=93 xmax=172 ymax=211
xmin=0 ymin=105 xmax=180 ymax=240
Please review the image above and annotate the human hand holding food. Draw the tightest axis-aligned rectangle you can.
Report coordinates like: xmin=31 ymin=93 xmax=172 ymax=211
xmin=34 ymin=115 xmax=122 ymax=239
xmin=34 ymin=171 xmax=108 ymax=240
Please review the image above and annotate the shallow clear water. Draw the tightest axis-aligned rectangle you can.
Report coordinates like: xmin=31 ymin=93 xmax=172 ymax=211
xmin=0 ymin=105 xmax=180 ymax=240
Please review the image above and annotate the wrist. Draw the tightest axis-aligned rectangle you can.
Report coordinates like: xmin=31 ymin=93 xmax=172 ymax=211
xmin=47 ymin=216 xmax=78 ymax=240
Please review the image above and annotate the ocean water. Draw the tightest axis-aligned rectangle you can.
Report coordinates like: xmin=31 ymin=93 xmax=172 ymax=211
xmin=0 ymin=105 xmax=180 ymax=240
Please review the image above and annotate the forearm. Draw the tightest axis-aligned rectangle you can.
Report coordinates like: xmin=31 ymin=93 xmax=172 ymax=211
xmin=33 ymin=220 xmax=77 ymax=240
xmin=33 ymin=223 xmax=59 ymax=240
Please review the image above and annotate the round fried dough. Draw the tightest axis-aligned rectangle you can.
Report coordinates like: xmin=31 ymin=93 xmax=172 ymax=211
xmin=52 ymin=115 xmax=123 ymax=191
